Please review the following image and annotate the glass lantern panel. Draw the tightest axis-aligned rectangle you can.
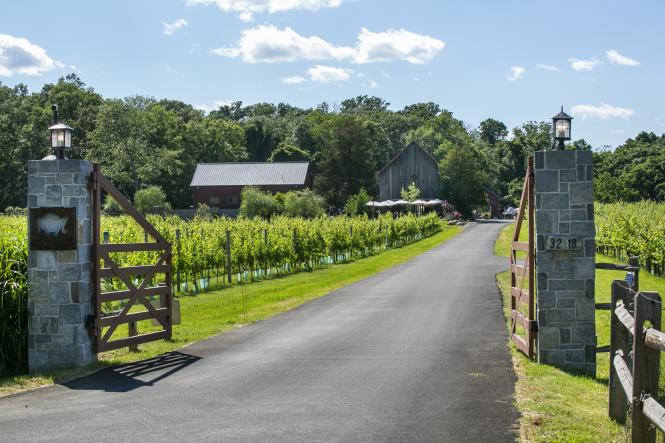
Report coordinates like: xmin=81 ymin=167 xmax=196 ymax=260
xmin=555 ymin=120 xmax=570 ymax=138
xmin=64 ymin=130 xmax=71 ymax=148
xmin=51 ymin=131 xmax=58 ymax=147
xmin=56 ymin=130 xmax=65 ymax=146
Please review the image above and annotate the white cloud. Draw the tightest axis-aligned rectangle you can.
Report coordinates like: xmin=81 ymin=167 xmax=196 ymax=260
xmin=507 ymin=66 xmax=526 ymax=81
xmin=212 ymin=25 xmax=355 ymax=63
xmin=188 ymin=0 xmax=343 ymax=20
xmin=281 ymin=75 xmax=306 ymax=84
xmin=354 ymin=28 xmax=445 ymax=64
xmin=571 ymin=103 xmax=635 ymax=120
xmin=0 ymin=34 xmax=60 ymax=76
xmin=239 ymin=12 xmax=254 ymax=22
xmin=537 ymin=64 xmax=560 ymax=72
xmin=307 ymin=65 xmax=349 ymax=83
xmin=367 ymin=79 xmax=378 ymax=89
xmin=606 ymin=49 xmax=639 ymax=66
xmin=212 ymin=25 xmax=445 ymax=64
xmin=380 ymin=69 xmax=390 ymax=78
xmin=195 ymin=99 xmax=234 ymax=114
xmin=163 ymin=18 xmax=188 ymax=36
xmin=569 ymin=57 xmax=601 ymax=71
xmin=282 ymin=65 xmax=350 ymax=85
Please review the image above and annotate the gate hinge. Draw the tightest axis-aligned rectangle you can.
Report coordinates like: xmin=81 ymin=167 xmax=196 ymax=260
xmin=85 ymin=314 xmax=96 ymax=332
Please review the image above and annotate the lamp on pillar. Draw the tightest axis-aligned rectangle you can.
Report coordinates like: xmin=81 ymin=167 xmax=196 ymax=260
xmin=48 ymin=104 xmax=73 ymax=160
xmin=552 ymin=106 xmax=573 ymax=150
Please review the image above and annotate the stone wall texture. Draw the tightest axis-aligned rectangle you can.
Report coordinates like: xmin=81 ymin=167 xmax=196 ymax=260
xmin=535 ymin=150 xmax=596 ymax=375
xmin=27 ymin=159 xmax=95 ymax=373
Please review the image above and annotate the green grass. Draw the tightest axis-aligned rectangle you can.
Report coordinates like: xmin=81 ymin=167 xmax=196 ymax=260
xmin=494 ymin=225 xmax=624 ymax=442
xmin=495 ymin=222 xmax=665 ymax=442
xmin=0 ymin=226 xmax=461 ymax=397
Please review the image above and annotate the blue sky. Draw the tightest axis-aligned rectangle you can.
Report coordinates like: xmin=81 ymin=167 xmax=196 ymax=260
xmin=1 ymin=0 xmax=663 ymax=148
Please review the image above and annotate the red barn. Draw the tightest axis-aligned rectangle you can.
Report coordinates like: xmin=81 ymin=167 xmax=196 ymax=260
xmin=190 ymin=162 xmax=312 ymax=210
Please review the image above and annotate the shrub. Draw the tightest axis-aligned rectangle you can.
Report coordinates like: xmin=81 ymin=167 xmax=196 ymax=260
xmin=133 ymin=186 xmax=171 ymax=215
xmin=400 ymin=181 xmax=421 ymax=201
xmin=194 ymin=203 xmax=215 ymax=220
xmin=344 ymin=188 xmax=371 ymax=216
xmin=103 ymin=195 xmax=123 ymax=215
xmin=239 ymin=186 xmax=283 ymax=219
xmin=3 ymin=207 xmax=26 ymax=216
xmin=283 ymin=189 xmax=325 ymax=218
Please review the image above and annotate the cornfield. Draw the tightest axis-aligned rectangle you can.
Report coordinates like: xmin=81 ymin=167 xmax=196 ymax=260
xmin=0 ymin=216 xmax=28 ymax=376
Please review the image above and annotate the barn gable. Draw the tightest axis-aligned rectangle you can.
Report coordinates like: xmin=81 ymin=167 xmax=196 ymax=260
xmin=378 ymin=143 xmax=440 ymax=200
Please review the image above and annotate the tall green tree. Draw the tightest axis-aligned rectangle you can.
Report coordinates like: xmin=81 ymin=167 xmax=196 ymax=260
xmin=314 ymin=116 xmax=380 ymax=206
xmin=439 ymin=146 xmax=487 ymax=216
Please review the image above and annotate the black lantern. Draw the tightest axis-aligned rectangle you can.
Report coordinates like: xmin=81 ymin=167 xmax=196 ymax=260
xmin=48 ymin=104 xmax=72 ymax=159
xmin=552 ymin=106 xmax=573 ymax=150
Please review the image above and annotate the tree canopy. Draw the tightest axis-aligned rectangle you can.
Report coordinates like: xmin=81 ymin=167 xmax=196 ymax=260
xmin=1 ymin=74 xmax=662 ymax=213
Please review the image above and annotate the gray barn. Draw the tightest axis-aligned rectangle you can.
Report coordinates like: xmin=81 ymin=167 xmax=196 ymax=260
xmin=378 ymin=143 xmax=440 ymax=200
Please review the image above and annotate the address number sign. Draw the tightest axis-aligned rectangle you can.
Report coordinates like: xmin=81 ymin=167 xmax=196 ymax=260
xmin=545 ymin=236 xmax=582 ymax=251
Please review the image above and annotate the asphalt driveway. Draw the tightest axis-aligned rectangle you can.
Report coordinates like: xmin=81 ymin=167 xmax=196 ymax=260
xmin=0 ymin=221 xmax=517 ymax=442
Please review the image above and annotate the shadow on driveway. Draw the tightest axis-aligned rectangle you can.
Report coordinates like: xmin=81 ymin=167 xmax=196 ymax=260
xmin=63 ymin=351 xmax=201 ymax=393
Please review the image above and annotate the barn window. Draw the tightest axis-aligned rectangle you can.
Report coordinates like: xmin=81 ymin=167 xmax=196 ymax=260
xmin=226 ymin=196 xmax=239 ymax=206
xmin=208 ymin=196 xmax=221 ymax=207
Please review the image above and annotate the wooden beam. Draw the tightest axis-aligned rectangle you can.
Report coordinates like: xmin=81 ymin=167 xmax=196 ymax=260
xmin=511 ymin=287 xmax=530 ymax=304
xmin=644 ymin=328 xmax=665 ymax=351
xmin=511 ymin=241 xmax=529 ymax=251
xmin=642 ymin=396 xmax=665 ymax=434
xmin=99 ymin=264 xmax=171 ymax=279
xmin=100 ymin=285 xmax=170 ymax=303
xmin=511 ymin=264 xmax=529 ymax=278
xmin=100 ymin=243 xmax=169 ymax=253
xmin=596 ymin=263 xmax=630 ymax=271
xmin=99 ymin=307 xmax=169 ymax=327
xmin=612 ymin=353 xmax=633 ymax=405
xmin=97 ymin=173 xmax=167 ymax=243
xmin=615 ymin=303 xmax=635 ymax=335
xmin=631 ymin=292 xmax=662 ymax=443
xmin=97 ymin=330 xmax=170 ymax=352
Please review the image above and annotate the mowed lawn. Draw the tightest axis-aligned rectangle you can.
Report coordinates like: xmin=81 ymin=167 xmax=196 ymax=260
xmin=0 ymin=226 xmax=461 ymax=397
xmin=495 ymin=223 xmax=665 ymax=442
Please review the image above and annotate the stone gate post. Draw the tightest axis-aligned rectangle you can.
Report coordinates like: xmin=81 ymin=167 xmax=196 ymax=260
xmin=27 ymin=159 xmax=96 ymax=373
xmin=534 ymin=150 xmax=596 ymax=375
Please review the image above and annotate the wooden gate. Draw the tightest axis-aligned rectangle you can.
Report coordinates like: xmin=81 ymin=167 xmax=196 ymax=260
xmin=90 ymin=163 xmax=172 ymax=352
xmin=510 ymin=156 xmax=536 ymax=357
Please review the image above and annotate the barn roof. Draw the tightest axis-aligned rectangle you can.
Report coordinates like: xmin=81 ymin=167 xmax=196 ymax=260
xmin=378 ymin=142 xmax=438 ymax=176
xmin=190 ymin=162 xmax=310 ymax=187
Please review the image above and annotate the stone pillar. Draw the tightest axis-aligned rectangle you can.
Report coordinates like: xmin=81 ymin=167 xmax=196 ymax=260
xmin=27 ymin=159 xmax=95 ymax=373
xmin=534 ymin=150 xmax=596 ymax=375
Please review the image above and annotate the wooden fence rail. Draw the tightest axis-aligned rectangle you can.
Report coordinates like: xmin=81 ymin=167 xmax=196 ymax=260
xmin=608 ymin=280 xmax=665 ymax=442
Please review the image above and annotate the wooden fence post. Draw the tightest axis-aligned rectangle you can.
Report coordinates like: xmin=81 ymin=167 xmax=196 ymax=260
xmin=631 ymin=292 xmax=662 ymax=443
xmin=264 ymin=228 xmax=268 ymax=277
xmin=175 ymin=229 xmax=181 ymax=294
xmin=609 ymin=280 xmax=632 ymax=423
xmin=629 ymin=256 xmax=640 ymax=292
xmin=226 ymin=228 xmax=232 ymax=285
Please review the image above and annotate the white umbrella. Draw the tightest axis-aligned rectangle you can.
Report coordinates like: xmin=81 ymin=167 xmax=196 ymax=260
xmin=393 ymin=200 xmax=409 ymax=205
xmin=378 ymin=200 xmax=395 ymax=207
xmin=365 ymin=201 xmax=379 ymax=207
xmin=411 ymin=199 xmax=428 ymax=206
xmin=426 ymin=199 xmax=443 ymax=206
